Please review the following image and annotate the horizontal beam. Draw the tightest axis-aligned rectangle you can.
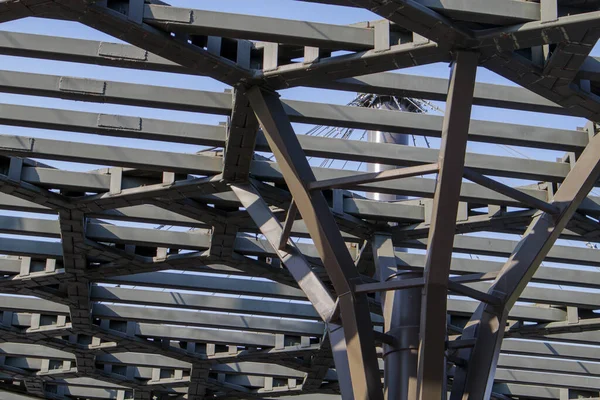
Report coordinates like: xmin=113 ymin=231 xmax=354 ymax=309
xmin=491 ymin=383 xmax=559 ymax=400
xmin=395 ymin=234 xmax=600 ymax=267
xmin=0 ymin=172 xmax=594 ymax=244
xmin=262 ymin=37 xmax=448 ymax=89
xmin=5 ymin=338 xmax=600 ymax=384
xmin=0 ymin=135 xmax=223 ymax=175
xmin=0 ymin=266 xmax=569 ymax=324
xmin=309 ymin=163 xmax=439 ymax=191
xmin=354 ymin=276 xmax=424 ymax=294
xmin=0 ymin=213 xmax=596 ymax=300
xmin=395 ymin=252 xmax=600 ymax=290
xmin=135 ymin=322 xmax=277 ymax=348
xmin=3 ymin=136 xmax=597 ymax=214
xmin=447 ymin=280 xmax=502 ymax=306
xmin=91 ymin=286 xmax=321 ymax=321
xmin=0 ymin=97 xmax=575 ymax=183
xmin=413 ymin=0 xmax=540 ymax=24
xmin=475 ymin=11 xmax=600 ymax=52
xmin=465 ymin=281 xmax=600 ymax=309
xmin=101 ymin=267 xmax=600 ymax=312
xmin=493 ymin=368 xmax=600 ymax=392
xmin=501 ymin=339 xmax=600 ymax=363
xmin=1 ymin=214 xmax=599 ymax=289
xmin=143 ymin=4 xmax=375 ymax=50
xmin=323 ymin=72 xmax=568 ymax=115
xmin=0 ymin=70 xmax=588 ymax=153
xmin=93 ymin=303 xmax=324 ymax=336
xmin=1 ymin=171 xmax=598 ymax=244
xmin=463 ymin=168 xmax=559 ymax=215
xmin=104 ymin=272 xmax=307 ymax=300
xmin=59 ymin=0 xmax=252 ymax=86
xmin=0 ymin=39 xmax=574 ymax=115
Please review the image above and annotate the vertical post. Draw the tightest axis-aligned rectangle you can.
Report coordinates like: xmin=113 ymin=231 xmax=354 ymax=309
xmin=373 ymin=234 xmax=421 ymax=400
xmin=246 ymin=86 xmax=383 ymax=400
xmin=416 ymin=50 xmax=479 ymax=400
xmin=450 ymin=126 xmax=600 ymax=400
xmin=366 ymin=97 xmax=410 ymax=202
xmin=329 ymin=323 xmax=356 ymax=400
xmin=366 ymin=96 xmax=417 ymax=400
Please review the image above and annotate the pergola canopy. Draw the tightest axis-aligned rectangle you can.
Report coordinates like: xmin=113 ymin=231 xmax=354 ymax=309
xmin=0 ymin=1 xmax=600 ymax=399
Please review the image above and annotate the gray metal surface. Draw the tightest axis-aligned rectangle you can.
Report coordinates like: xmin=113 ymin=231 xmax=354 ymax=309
xmin=0 ymin=1 xmax=598 ymax=399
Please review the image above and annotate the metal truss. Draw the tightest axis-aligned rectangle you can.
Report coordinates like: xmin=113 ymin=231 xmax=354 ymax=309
xmin=0 ymin=0 xmax=599 ymax=399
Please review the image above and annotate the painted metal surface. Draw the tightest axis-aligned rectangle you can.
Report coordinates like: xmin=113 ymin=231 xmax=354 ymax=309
xmin=0 ymin=1 xmax=598 ymax=399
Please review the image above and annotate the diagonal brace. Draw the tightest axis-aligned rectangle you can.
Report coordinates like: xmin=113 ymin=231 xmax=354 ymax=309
xmin=451 ymin=126 xmax=600 ymax=400
xmin=246 ymin=86 xmax=383 ymax=400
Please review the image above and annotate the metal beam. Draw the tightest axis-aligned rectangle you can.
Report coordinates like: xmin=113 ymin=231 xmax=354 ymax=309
xmin=54 ymin=0 xmax=252 ymax=86
xmin=0 ymin=58 xmax=573 ymax=116
xmin=462 ymin=168 xmax=560 ymax=215
xmin=0 ymin=0 xmax=61 ymax=23
xmin=0 ymin=73 xmax=589 ymax=153
xmin=321 ymin=71 xmax=568 ymax=115
xmin=372 ymin=234 xmax=420 ymax=400
xmin=416 ymin=50 xmax=478 ymax=400
xmin=1 ymin=136 xmax=591 ymax=212
xmin=231 ymin=184 xmax=353 ymax=396
xmin=74 ymin=174 xmax=227 ymax=215
xmin=451 ymin=125 xmax=600 ymax=400
xmin=475 ymin=11 xmax=600 ymax=53
xmin=300 ymin=0 xmax=541 ymax=24
xmin=413 ymin=0 xmax=540 ymax=24
xmin=343 ymin=0 xmax=473 ymax=46
xmin=246 ymin=86 xmax=383 ymax=400
xmin=143 ymin=4 xmax=375 ymax=50
xmin=0 ymin=135 xmax=223 ymax=175
xmin=309 ymin=163 xmax=439 ymax=191
xmin=5 ymin=164 xmax=600 ymax=225
xmin=90 ymin=286 xmax=321 ymax=321
xmin=2 ymin=213 xmax=600 ymax=290
xmin=223 ymin=86 xmax=260 ymax=183
xmin=262 ymin=38 xmax=449 ymax=90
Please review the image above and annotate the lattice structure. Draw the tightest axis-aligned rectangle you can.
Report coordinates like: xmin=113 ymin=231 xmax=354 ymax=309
xmin=0 ymin=1 xmax=600 ymax=399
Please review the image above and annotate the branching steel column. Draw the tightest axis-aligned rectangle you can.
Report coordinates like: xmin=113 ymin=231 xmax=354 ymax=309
xmin=450 ymin=127 xmax=600 ymax=400
xmin=416 ymin=50 xmax=478 ymax=400
xmin=245 ymin=86 xmax=383 ymax=400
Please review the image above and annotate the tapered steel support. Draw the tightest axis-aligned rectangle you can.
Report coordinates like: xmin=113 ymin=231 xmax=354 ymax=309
xmin=450 ymin=126 xmax=600 ymax=400
xmin=329 ymin=322 xmax=356 ymax=400
xmin=232 ymin=183 xmax=354 ymax=399
xmin=416 ymin=50 xmax=479 ymax=400
xmin=246 ymin=86 xmax=383 ymax=400
xmin=373 ymin=234 xmax=421 ymax=400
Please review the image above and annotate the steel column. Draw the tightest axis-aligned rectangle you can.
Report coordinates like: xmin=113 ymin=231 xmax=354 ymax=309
xmin=222 ymin=85 xmax=259 ymax=182
xmin=373 ymin=234 xmax=421 ymax=400
xmin=246 ymin=86 xmax=383 ymax=400
xmin=416 ymin=50 xmax=479 ymax=400
xmin=450 ymin=128 xmax=600 ymax=400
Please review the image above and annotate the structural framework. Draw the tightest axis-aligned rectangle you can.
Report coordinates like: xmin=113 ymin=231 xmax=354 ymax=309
xmin=1 ymin=0 xmax=600 ymax=399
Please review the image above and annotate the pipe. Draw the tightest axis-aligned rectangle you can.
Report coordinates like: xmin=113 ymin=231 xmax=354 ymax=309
xmin=366 ymin=96 xmax=422 ymax=400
